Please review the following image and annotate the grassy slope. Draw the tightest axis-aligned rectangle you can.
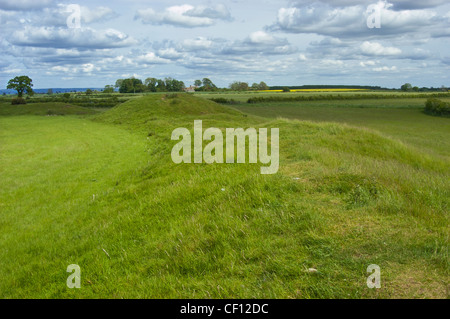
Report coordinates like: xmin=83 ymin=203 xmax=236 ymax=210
xmin=0 ymin=101 xmax=99 ymax=116
xmin=0 ymin=94 xmax=448 ymax=298
xmin=234 ymin=101 xmax=450 ymax=160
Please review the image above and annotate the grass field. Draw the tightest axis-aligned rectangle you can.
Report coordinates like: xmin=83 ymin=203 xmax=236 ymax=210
xmin=233 ymin=99 xmax=450 ymax=160
xmin=0 ymin=93 xmax=448 ymax=298
xmin=193 ymin=90 xmax=450 ymax=103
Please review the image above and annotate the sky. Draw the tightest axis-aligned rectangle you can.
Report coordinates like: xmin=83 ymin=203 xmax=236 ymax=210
xmin=0 ymin=0 xmax=449 ymax=89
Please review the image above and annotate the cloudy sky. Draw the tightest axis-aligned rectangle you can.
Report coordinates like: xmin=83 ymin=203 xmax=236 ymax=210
xmin=0 ymin=0 xmax=449 ymax=89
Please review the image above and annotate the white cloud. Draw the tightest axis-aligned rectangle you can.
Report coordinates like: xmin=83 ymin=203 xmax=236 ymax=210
xmin=248 ymin=31 xmax=279 ymax=45
xmin=373 ymin=66 xmax=397 ymax=72
xmin=274 ymin=3 xmax=363 ymax=36
xmin=48 ymin=63 xmax=100 ymax=75
xmin=182 ymin=37 xmax=213 ymax=50
xmin=157 ymin=48 xmax=183 ymax=60
xmin=321 ymin=59 xmax=344 ymax=66
xmin=221 ymin=31 xmax=297 ymax=55
xmin=136 ymin=52 xmax=170 ymax=64
xmin=31 ymin=5 xmax=118 ymax=27
xmin=360 ymin=41 xmax=401 ymax=56
xmin=272 ymin=1 xmax=443 ymax=38
xmin=291 ymin=1 xmax=449 ymax=10
xmin=135 ymin=4 xmax=231 ymax=28
xmin=360 ymin=60 xmax=376 ymax=67
xmin=10 ymin=27 xmax=137 ymax=49
xmin=183 ymin=4 xmax=231 ymax=20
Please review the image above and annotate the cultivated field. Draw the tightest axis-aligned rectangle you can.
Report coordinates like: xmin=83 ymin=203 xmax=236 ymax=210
xmin=0 ymin=92 xmax=448 ymax=298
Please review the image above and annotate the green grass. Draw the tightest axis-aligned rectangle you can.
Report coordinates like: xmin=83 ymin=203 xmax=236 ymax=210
xmin=0 ymin=101 xmax=99 ymax=116
xmin=193 ymin=91 xmax=450 ymax=103
xmin=233 ymin=100 xmax=450 ymax=160
xmin=0 ymin=94 xmax=448 ymax=298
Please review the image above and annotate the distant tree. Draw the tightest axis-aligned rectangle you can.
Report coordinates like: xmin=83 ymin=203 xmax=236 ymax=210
xmin=282 ymin=87 xmax=290 ymax=92
xmin=47 ymin=88 xmax=53 ymax=95
xmin=194 ymin=79 xmax=202 ymax=87
xmin=401 ymin=83 xmax=412 ymax=92
xmin=202 ymin=78 xmax=217 ymax=91
xmin=103 ymin=85 xmax=115 ymax=94
xmin=164 ymin=77 xmax=185 ymax=92
xmin=229 ymin=81 xmax=249 ymax=91
xmin=412 ymin=86 xmax=419 ymax=92
xmin=119 ymin=78 xmax=145 ymax=93
xmin=251 ymin=83 xmax=259 ymax=90
xmin=115 ymin=79 xmax=124 ymax=89
xmin=86 ymin=89 xmax=93 ymax=95
xmin=258 ymin=81 xmax=269 ymax=90
xmin=63 ymin=93 xmax=70 ymax=99
xmin=7 ymin=75 xmax=33 ymax=98
xmin=156 ymin=79 xmax=166 ymax=92
xmin=145 ymin=77 xmax=158 ymax=92
xmin=164 ymin=77 xmax=175 ymax=92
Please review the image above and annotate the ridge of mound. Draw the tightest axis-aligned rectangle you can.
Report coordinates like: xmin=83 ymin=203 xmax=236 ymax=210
xmin=95 ymin=93 xmax=252 ymax=130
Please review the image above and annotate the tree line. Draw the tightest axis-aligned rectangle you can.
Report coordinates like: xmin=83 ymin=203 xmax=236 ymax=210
xmin=111 ymin=77 xmax=271 ymax=93
xmin=113 ymin=77 xmax=186 ymax=93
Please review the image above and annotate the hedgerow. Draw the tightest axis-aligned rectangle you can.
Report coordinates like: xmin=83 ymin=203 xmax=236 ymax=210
xmin=209 ymin=97 xmax=240 ymax=104
xmin=247 ymin=93 xmax=450 ymax=104
xmin=25 ymin=96 xmax=123 ymax=108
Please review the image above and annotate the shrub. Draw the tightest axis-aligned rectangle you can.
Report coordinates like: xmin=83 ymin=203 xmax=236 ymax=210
xmin=209 ymin=98 xmax=239 ymax=105
xmin=11 ymin=97 xmax=27 ymax=105
xmin=424 ymin=98 xmax=450 ymax=117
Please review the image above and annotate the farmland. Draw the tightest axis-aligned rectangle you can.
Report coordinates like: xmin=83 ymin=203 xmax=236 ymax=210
xmin=0 ymin=92 xmax=448 ymax=298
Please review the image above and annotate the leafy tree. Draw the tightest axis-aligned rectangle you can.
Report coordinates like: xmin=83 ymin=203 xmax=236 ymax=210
xmin=119 ymin=78 xmax=145 ymax=93
xmin=229 ymin=81 xmax=249 ymax=91
xmin=156 ymin=79 xmax=166 ymax=92
xmin=115 ymin=79 xmax=124 ymax=89
xmin=47 ymin=88 xmax=53 ymax=95
xmin=164 ymin=77 xmax=175 ymax=92
xmin=7 ymin=75 xmax=33 ymax=98
xmin=401 ymin=83 xmax=412 ymax=92
xmin=258 ymin=81 xmax=269 ymax=90
xmin=145 ymin=77 xmax=158 ymax=92
xmin=103 ymin=85 xmax=115 ymax=94
xmin=251 ymin=83 xmax=259 ymax=90
xmin=282 ymin=87 xmax=290 ymax=92
xmin=86 ymin=89 xmax=93 ymax=95
xmin=194 ymin=79 xmax=202 ymax=87
xmin=165 ymin=77 xmax=185 ymax=92
xmin=202 ymin=78 xmax=217 ymax=91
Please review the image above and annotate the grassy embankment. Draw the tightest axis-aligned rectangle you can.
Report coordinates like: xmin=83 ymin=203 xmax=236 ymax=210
xmin=0 ymin=94 xmax=448 ymax=298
